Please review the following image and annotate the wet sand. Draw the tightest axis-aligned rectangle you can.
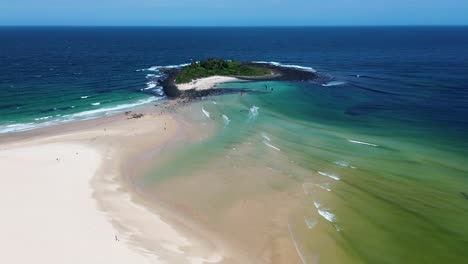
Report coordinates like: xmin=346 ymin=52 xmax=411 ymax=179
xmin=0 ymin=91 xmax=325 ymax=263
xmin=0 ymin=102 xmax=229 ymax=263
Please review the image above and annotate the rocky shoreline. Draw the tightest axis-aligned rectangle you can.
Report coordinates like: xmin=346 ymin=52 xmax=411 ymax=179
xmin=157 ymin=62 xmax=318 ymax=100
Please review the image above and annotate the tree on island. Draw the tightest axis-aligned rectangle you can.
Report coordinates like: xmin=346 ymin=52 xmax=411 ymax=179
xmin=175 ymin=58 xmax=270 ymax=84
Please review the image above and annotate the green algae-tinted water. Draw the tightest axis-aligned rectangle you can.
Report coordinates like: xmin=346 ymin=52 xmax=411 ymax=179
xmin=144 ymin=80 xmax=468 ymax=263
xmin=3 ymin=26 xmax=467 ymax=263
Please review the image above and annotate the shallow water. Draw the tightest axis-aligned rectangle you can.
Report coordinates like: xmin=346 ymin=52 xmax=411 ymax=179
xmin=143 ymin=80 xmax=468 ymax=263
xmin=2 ymin=26 xmax=468 ymax=263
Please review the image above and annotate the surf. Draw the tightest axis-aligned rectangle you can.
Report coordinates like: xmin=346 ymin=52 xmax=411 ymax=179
xmin=252 ymin=61 xmax=317 ymax=73
xmin=322 ymin=81 xmax=346 ymax=87
xmin=348 ymin=139 xmax=379 ymax=147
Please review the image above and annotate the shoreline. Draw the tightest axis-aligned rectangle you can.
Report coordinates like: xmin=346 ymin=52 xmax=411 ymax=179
xmin=0 ymin=101 xmax=236 ymax=263
xmin=176 ymin=76 xmax=243 ymax=91
xmin=159 ymin=62 xmax=318 ymax=99
xmin=0 ymin=73 xmax=308 ymax=263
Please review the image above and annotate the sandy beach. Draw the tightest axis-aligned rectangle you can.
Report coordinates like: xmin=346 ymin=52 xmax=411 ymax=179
xmin=0 ymin=76 xmax=307 ymax=264
xmin=176 ymin=76 xmax=242 ymax=91
xmin=0 ymin=103 xmax=227 ymax=264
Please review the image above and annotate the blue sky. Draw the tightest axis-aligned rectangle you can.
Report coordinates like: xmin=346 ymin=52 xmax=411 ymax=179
xmin=1 ymin=0 xmax=467 ymax=26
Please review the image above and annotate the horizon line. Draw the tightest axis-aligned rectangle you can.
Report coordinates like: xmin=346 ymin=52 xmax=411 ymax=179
xmin=1 ymin=24 xmax=468 ymax=28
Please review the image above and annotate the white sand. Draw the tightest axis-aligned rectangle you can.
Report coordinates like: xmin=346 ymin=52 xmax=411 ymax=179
xmin=176 ymin=76 xmax=241 ymax=91
xmin=0 ymin=143 xmax=158 ymax=263
xmin=0 ymin=143 xmax=163 ymax=263
xmin=0 ymin=112 xmax=225 ymax=263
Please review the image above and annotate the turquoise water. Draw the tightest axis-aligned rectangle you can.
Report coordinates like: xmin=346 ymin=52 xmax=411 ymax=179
xmin=2 ymin=27 xmax=468 ymax=262
xmin=144 ymin=80 xmax=468 ymax=263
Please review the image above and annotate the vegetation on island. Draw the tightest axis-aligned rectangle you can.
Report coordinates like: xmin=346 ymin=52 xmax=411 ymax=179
xmin=175 ymin=59 xmax=271 ymax=84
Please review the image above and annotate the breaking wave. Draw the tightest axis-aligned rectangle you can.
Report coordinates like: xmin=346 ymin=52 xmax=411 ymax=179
xmin=318 ymin=171 xmax=340 ymax=181
xmin=248 ymin=106 xmax=259 ymax=120
xmin=222 ymin=115 xmax=230 ymax=126
xmin=252 ymin=61 xmax=317 ymax=73
xmin=263 ymin=141 xmax=280 ymax=151
xmin=0 ymin=97 xmax=160 ymax=134
xmin=348 ymin=139 xmax=379 ymax=147
xmin=322 ymin=81 xmax=346 ymax=87
xmin=314 ymin=201 xmax=336 ymax=223
xmin=202 ymin=108 xmax=210 ymax=118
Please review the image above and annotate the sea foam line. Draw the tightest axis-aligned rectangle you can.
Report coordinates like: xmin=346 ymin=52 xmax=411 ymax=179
xmin=318 ymin=171 xmax=340 ymax=181
xmin=263 ymin=141 xmax=280 ymax=151
xmin=318 ymin=209 xmax=336 ymax=223
xmin=315 ymin=183 xmax=332 ymax=192
xmin=322 ymin=81 xmax=346 ymax=87
xmin=252 ymin=61 xmax=317 ymax=73
xmin=288 ymin=223 xmax=309 ymax=264
xmin=222 ymin=115 xmax=230 ymax=126
xmin=314 ymin=201 xmax=336 ymax=223
xmin=202 ymin=108 xmax=210 ymax=118
xmin=0 ymin=97 xmax=159 ymax=134
xmin=261 ymin=132 xmax=271 ymax=142
xmin=334 ymin=160 xmax=350 ymax=167
xmin=348 ymin=139 xmax=379 ymax=147
xmin=142 ymin=63 xmax=192 ymax=72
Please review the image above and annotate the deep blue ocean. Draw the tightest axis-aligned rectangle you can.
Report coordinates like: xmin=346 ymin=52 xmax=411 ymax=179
xmin=1 ymin=27 xmax=468 ymax=263
xmin=1 ymin=27 xmax=467 ymax=141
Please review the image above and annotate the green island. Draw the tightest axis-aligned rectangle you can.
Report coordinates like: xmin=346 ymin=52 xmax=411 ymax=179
xmin=175 ymin=58 xmax=271 ymax=84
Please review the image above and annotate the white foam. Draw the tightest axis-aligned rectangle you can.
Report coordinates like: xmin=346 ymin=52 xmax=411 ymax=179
xmin=263 ymin=141 xmax=280 ymax=151
xmin=222 ymin=115 xmax=230 ymax=126
xmin=144 ymin=63 xmax=191 ymax=72
xmin=80 ymin=96 xmax=89 ymax=99
xmin=313 ymin=201 xmax=321 ymax=209
xmin=313 ymin=201 xmax=336 ymax=222
xmin=69 ymin=97 xmax=158 ymax=118
xmin=261 ymin=132 xmax=271 ymax=141
xmin=304 ymin=217 xmax=318 ymax=229
xmin=348 ymin=139 xmax=379 ymax=147
xmin=322 ymin=81 xmax=346 ymax=87
xmin=315 ymin=183 xmax=332 ymax=192
xmin=318 ymin=171 xmax=340 ymax=181
xmin=0 ymin=97 xmax=159 ymax=134
xmin=202 ymin=108 xmax=210 ymax=118
xmin=248 ymin=106 xmax=259 ymax=120
xmin=91 ymin=102 xmax=101 ymax=106
xmin=0 ymin=123 xmax=38 ymax=133
xmin=252 ymin=61 xmax=317 ymax=73
xmin=143 ymin=81 xmax=158 ymax=90
xmin=145 ymin=73 xmax=160 ymax=78
xmin=318 ymin=209 xmax=336 ymax=223
xmin=334 ymin=160 xmax=350 ymax=167
xmin=34 ymin=116 xmax=53 ymax=121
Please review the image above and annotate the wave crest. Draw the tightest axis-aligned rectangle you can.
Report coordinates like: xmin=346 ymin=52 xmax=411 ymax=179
xmin=252 ymin=61 xmax=317 ymax=73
